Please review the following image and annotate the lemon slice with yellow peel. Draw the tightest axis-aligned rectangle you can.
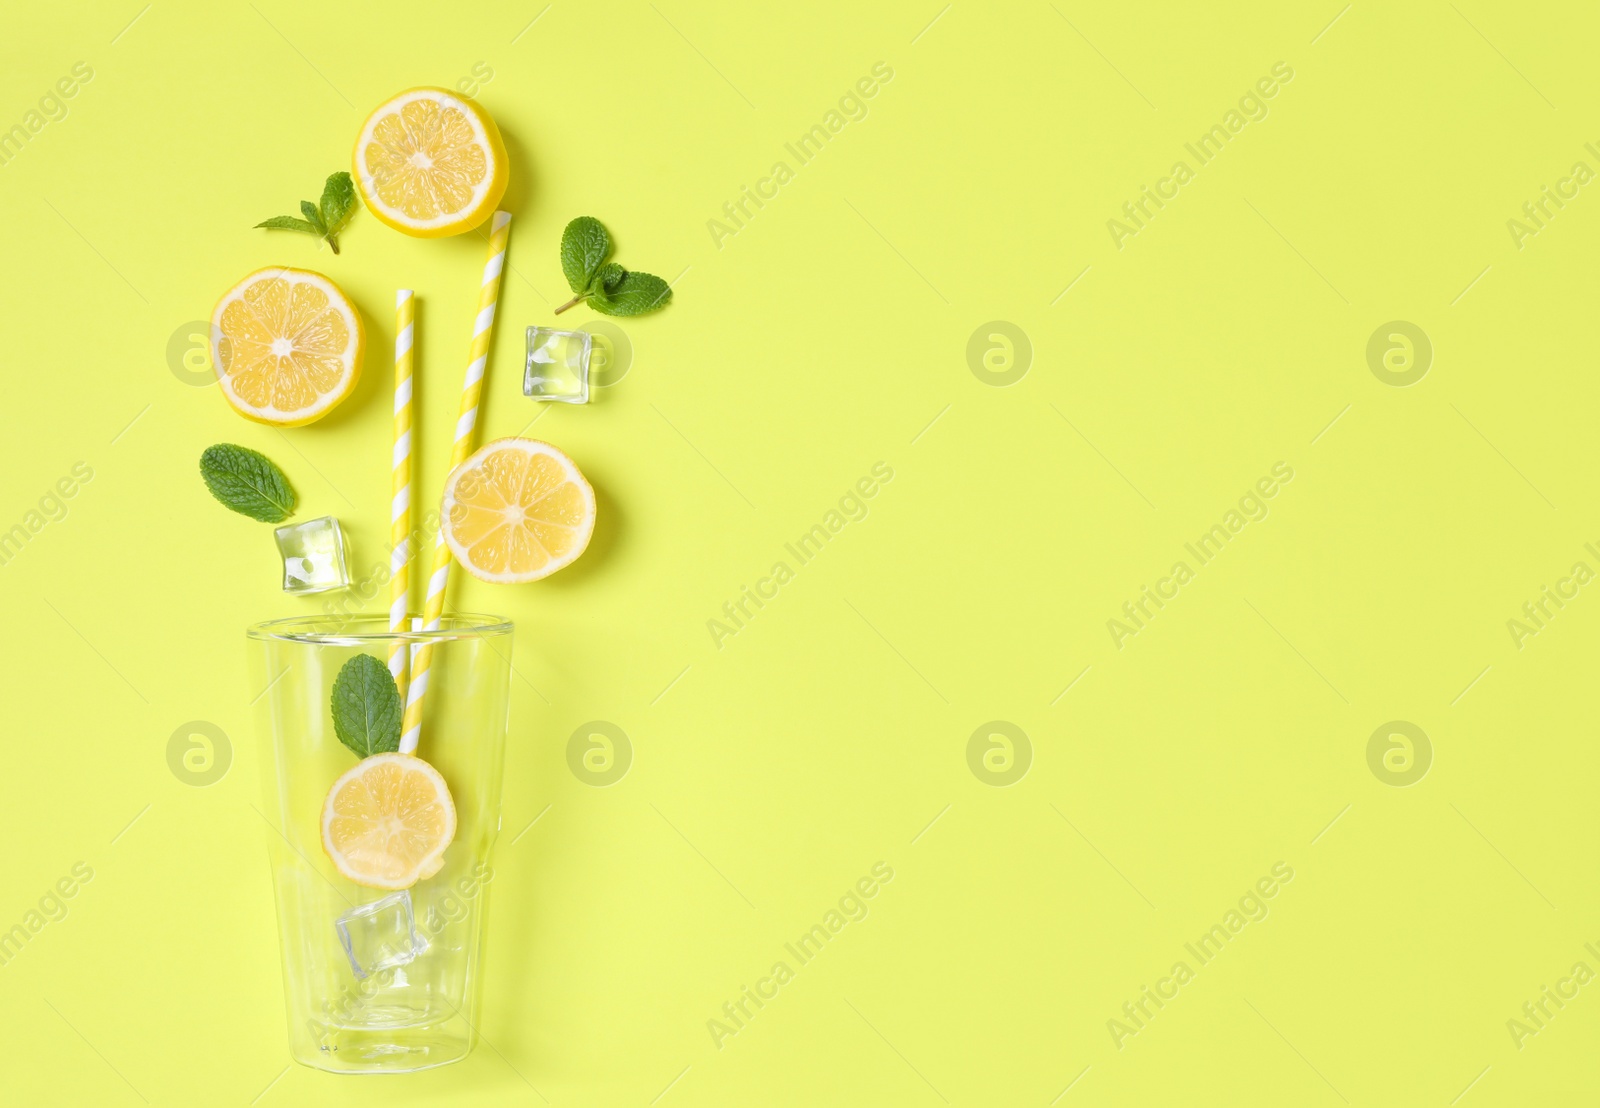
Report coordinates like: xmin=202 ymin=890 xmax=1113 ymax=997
xmin=442 ymin=438 xmax=596 ymax=584
xmin=210 ymin=267 xmax=363 ymax=426
xmin=353 ymin=87 xmax=508 ymax=237
xmin=321 ymin=753 xmax=457 ymax=890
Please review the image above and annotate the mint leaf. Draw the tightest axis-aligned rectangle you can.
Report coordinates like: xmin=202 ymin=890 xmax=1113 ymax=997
xmin=300 ymin=201 xmax=327 ymax=234
xmin=256 ymin=215 xmax=319 ymax=233
xmin=591 ymin=270 xmax=672 ymax=316
xmin=561 ymin=216 xmax=610 ymax=293
xmin=199 ymin=443 xmax=297 ymax=522
xmin=592 ymin=262 xmax=627 ymax=293
xmin=319 ymin=172 xmax=356 ymax=254
xmin=330 ymin=654 xmax=402 ymax=759
xmin=321 ymin=172 xmax=355 ymax=232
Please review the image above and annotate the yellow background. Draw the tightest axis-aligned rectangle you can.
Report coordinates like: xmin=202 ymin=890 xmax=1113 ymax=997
xmin=1 ymin=0 xmax=1597 ymax=1104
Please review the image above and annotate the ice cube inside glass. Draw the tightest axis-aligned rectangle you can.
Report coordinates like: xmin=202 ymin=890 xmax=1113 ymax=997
xmin=335 ymin=890 xmax=427 ymax=979
xmin=524 ymin=326 xmax=591 ymax=404
xmin=273 ymin=516 xmax=351 ymax=594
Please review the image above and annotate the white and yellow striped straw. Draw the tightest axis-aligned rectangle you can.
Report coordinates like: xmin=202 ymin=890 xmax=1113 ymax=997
xmin=387 ymin=289 xmax=414 ymax=690
xmin=400 ymin=211 xmax=511 ymax=755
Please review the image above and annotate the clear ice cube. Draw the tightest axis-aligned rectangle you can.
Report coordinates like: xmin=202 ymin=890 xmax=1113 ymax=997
xmin=274 ymin=516 xmax=351 ymax=594
xmin=335 ymin=890 xmax=426 ymax=979
xmin=524 ymin=326 xmax=591 ymax=404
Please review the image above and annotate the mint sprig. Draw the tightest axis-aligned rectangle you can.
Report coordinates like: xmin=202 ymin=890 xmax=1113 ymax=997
xmin=331 ymin=654 xmax=403 ymax=759
xmin=199 ymin=443 xmax=297 ymax=522
xmin=554 ymin=216 xmax=673 ymax=316
xmin=257 ymin=171 xmax=358 ymax=254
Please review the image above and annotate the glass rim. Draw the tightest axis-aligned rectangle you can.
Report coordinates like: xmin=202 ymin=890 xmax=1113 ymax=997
xmin=246 ymin=612 xmax=513 ymax=645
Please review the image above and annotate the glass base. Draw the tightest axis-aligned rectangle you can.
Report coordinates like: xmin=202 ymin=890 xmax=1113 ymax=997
xmin=296 ymin=1007 xmax=476 ymax=1074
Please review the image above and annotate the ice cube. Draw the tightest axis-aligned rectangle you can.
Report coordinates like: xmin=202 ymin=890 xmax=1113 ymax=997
xmin=524 ymin=326 xmax=591 ymax=404
xmin=273 ymin=516 xmax=351 ymax=594
xmin=335 ymin=890 xmax=427 ymax=979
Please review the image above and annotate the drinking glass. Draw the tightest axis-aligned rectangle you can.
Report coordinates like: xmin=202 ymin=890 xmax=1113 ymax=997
xmin=247 ymin=613 xmax=512 ymax=1073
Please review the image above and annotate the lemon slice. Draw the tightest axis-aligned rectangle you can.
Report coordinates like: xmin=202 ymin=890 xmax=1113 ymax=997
xmin=442 ymin=438 xmax=596 ymax=583
xmin=321 ymin=753 xmax=457 ymax=890
xmin=353 ymin=87 xmax=508 ymax=237
xmin=210 ymin=267 xmax=363 ymax=426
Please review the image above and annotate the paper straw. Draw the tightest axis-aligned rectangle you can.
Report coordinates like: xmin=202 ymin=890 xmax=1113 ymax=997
xmin=400 ymin=211 xmax=511 ymax=755
xmin=387 ymin=289 xmax=415 ymax=690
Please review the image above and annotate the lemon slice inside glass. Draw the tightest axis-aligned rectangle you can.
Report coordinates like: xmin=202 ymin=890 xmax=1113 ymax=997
xmin=320 ymin=753 xmax=456 ymax=890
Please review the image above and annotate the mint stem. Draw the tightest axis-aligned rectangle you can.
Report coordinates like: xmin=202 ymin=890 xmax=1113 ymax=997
xmin=554 ymin=293 xmax=585 ymax=315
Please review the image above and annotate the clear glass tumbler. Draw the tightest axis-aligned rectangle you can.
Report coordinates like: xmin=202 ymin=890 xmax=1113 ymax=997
xmin=247 ymin=614 xmax=512 ymax=1073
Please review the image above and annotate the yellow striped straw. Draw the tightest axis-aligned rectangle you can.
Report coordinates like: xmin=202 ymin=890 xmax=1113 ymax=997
xmin=387 ymin=289 xmax=415 ymax=690
xmin=400 ymin=211 xmax=511 ymax=755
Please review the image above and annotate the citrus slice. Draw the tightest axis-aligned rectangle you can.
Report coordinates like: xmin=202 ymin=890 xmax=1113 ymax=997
xmin=321 ymin=753 xmax=457 ymax=890
xmin=353 ymin=87 xmax=508 ymax=237
xmin=210 ymin=267 xmax=363 ymax=426
xmin=442 ymin=438 xmax=596 ymax=583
